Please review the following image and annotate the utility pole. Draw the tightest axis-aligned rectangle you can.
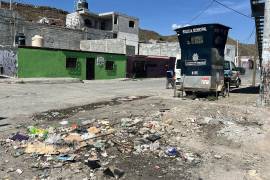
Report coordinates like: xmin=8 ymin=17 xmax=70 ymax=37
xmin=13 ymin=11 xmax=16 ymax=47
xmin=252 ymin=57 xmax=257 ymax=86
xmin=261 ymin=0 xmax=270 ymax=105
xmin=252 ymin=38 xmax=258 ymax=87
xmin=236 ymin=40 xmax=239 ymax=66
xmin=10 ymin=0 xmax=12 ymax=10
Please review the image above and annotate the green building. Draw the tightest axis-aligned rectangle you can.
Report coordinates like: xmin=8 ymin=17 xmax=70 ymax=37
xmin=17 ymin=46 xmax=127 ymax=80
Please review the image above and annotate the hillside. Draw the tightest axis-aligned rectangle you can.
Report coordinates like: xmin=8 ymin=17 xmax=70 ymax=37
xmin=1 ymin=1 xmax=68 ymax=26
xmin=139 ymin=29 xmax=257 ymax=56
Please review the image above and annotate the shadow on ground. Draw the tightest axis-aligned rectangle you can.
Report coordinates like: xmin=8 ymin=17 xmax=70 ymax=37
xmin=230 ymin=86 xmax=260 ymax=94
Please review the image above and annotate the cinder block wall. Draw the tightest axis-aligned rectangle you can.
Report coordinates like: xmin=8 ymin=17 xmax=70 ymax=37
xmin=0 ymin=9 xmax=113 ymax=50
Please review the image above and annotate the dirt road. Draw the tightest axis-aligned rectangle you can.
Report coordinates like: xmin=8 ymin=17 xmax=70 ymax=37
xmin=0 ymin=81 xmax=269 ymax=180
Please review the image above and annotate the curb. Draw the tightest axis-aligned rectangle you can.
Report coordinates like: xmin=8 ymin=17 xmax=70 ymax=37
xmin=0 ymin=78 xmax=82 ymax=84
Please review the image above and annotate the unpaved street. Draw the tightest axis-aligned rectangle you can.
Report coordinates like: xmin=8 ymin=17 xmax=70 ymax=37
xmin=0 ymin=79 xmax=168 ymax=132
xmin=0 ymin=77 xmax=269 ymax=180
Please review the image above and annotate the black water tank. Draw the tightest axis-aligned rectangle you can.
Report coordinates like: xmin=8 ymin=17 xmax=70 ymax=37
xmin=77 ymin=0 xmax=88 ymax=11
xmin=15 ymin=33 xmax=26 ymax=46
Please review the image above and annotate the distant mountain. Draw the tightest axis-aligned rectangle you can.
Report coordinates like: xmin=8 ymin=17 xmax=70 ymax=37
xmin=139 ymin=29 xmax=178 ymax=42
xmin=139 ymin=29 xmax=257 ymax=56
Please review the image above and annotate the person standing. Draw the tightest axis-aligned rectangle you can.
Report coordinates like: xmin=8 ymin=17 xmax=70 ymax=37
xmin=166 ymin=67 xmax=175 ymax=89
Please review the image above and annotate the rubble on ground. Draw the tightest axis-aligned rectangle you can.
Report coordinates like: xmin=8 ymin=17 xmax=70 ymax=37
xmin=0 ymin=96 xmax=268 ymax=180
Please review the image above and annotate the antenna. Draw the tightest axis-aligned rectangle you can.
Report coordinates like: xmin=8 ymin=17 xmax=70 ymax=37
xmin=74 ymin=0 xmax=77 ymax=12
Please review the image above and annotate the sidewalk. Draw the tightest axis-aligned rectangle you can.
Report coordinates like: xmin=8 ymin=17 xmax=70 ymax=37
xmin=0 ymin=77 xmax=82 ymax=84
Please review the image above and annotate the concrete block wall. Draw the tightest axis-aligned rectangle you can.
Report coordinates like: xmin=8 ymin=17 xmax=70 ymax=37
xmin=0 ymin=9 xmax=18 ymax=46
xmin=0 ymin=9 xmax=114 ymax=50
xmin=24 ymin=23 xmax=84 ymax=50
xmin=113 ymin=15 xmax=139 ymax=35
xmin=80 ymin=39 xmax=125 ymax=54
xmin=139 ymin=42 xmax=181 ymax=58
xmin=139 ymin=42 xmax=236 ymax=60
xmin=66 ymin=12 xmax=83 ymax=29
xmin=118 ymin=32 xmax=139 ymax=54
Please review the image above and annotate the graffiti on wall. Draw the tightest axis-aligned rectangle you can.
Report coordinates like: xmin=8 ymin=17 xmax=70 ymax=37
xmin=0 ymin=48 xmax=17 ymax=77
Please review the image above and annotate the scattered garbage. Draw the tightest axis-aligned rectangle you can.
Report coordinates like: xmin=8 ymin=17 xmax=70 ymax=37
xmin=146 ymin=134 xmax=161 ymax=142
xmin=28 ymin=126 xmax=49 ymax=139
xmin=103 ymin=167 xmax=125 ymax=179
xmin=88 ymin=127 xmax=101 ymax=134
xmin=10 ymin=133 xmax=29 ymax=141
xmin=25 ymin=142 xmax=57 ymax=155
xmin=2 ymin=107 xmax=202 ymax=179
xmin=45 ymin=134 xmax=62 ymax=144
xmin=214 ymin=154 xmax=222 ymax=159
xmin=16 ymin=169 xmax=23 ymax=175
xmin=59 ymin=120 xmax=69 ymax=125
xmin=165 ymin=147 xmax=179 ymax=157
xmin=85 ymin=159 xmax=101 ymax=170
xmin=57 ymin=154 xmax=76 ymax=162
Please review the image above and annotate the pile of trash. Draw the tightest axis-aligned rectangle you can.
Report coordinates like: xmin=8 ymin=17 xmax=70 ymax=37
xmin=2 ymin=112 xmax=201 ymax=179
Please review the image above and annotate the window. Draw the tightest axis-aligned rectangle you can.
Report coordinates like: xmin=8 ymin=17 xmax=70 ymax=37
xmin=231 ymin=62 xmax=236 ymax=70
xmin=84 ymin=19 xmax=92 ymax=28
xmin=176 ymin=60 xmax=182 ymax=69
xmin=224 ymin=61 xmax=230 ymax=70
xmin=114 ymin=16 xmax=118 ymax=24
xmin=66 ymin=58 xmax=77 ymax=69
xmin=215 ymin=36 xmax=224 ymax=45
xmin=187 ymin=36 xmax=203 ymax=45
xmin=226 ymin=49 xmax=231 ymax=56
xmin=129 ymin=21 xmax=135 ymax=28
xmin=94 ymin=20 xmax=98 ymax=28
xmin=105 ymin=61 xmax=114 ymax=70
xmin=0 ymin=66 xmax=3 ymax=75
xmin=101 ymin=21 xmax=106 ymax=30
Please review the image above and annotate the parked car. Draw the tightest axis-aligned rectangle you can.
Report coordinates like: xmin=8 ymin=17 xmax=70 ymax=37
xmin=235 ymin=67 xmax=246 ymax=75
xmin=224 ymin=60 xmax=241 ymax=88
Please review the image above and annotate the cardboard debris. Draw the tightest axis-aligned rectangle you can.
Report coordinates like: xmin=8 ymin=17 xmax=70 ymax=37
xmin=25 ymin=142 xmax=58 ymax=155
xmin=88 ymin=127 xmax=101 ymax=134
xmin=64 ymin=133 xmax=83 ymax=142
xmin=25 ymin=142 xmax=70 ymax=155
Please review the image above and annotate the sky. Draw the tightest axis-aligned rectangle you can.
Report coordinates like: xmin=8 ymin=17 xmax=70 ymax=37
xmin=11 ymin=0 xmax=255 ymax=44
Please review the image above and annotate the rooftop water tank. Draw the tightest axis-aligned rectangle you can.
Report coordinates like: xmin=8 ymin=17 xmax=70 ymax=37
xmin=32 ymin=35 xmax=44 ymax=47
xmin=77 ymin=0 xmax=88 ymax=11
xmin=15 ymin=33 xmax=26 ymax=46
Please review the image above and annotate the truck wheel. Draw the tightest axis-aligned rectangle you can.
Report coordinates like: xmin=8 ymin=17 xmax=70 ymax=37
xmin=185 ymin=91 xmax=193 ymax=96
xmin=236 ymin=79 xmax=240 ymax=88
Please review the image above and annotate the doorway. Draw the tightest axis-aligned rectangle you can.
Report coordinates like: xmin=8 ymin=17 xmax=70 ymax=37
xmin=133 ymin=61 xmax=146 ymax=78
xmin=86 ymin=58 xmax=95 ymax=80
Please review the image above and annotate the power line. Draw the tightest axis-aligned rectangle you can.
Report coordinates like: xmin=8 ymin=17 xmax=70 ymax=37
xmin=188 ymin=0 xmax=215 ymax=24
xmin=213 ymin=0 xmax=253 ymax=19
xmin=245 ymin=26 xmax=256 ymax=43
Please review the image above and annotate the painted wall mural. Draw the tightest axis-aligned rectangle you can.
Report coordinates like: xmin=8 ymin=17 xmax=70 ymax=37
xmin=0 ymin=48 xmax=17 ymax=77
